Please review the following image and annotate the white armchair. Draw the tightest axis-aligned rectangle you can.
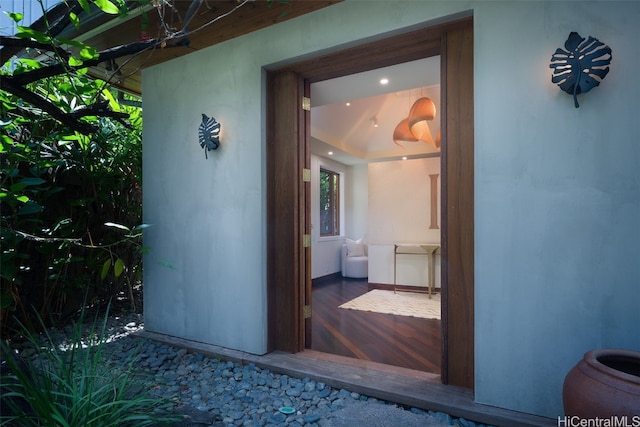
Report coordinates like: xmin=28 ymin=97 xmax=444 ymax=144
xmin=341 ymin=239 xmax=368 ymax=279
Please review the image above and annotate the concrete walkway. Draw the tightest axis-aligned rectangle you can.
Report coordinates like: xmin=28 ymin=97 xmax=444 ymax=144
xmin=323 ymin=401 xmax=450 ymax=426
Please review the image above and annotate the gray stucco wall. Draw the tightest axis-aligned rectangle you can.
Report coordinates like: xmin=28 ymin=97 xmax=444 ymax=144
xmin=142 ymin=0 xmax=640 ymax=418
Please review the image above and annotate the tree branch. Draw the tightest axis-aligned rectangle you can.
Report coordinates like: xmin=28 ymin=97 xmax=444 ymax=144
xmin=4 ymin=37 xmax=181 ymax=86
xmin=1 ymin=35 xmax=184 ymax=134
xmin=0 ymin=0 xmax=250 ymax=135
xmin=2 ymin=78 xmax=100 ymax=134
xmin=69 ymin=100 xmax=129 ymax=121
xmin=0 ymin=36 xmax=71 ymax=61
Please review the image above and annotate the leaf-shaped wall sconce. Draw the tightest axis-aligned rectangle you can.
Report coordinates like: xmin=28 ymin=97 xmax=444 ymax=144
xmin=549 ymin=32 xmax=612 ymax=108
xmin=198 ymin=114 xmax=221 ymax=159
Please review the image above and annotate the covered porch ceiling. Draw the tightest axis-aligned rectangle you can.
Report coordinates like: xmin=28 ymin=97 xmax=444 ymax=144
xmin=60 ymin=0 xmax=340 ymax=95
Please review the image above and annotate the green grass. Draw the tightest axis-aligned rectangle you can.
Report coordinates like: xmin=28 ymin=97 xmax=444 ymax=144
xmin=0 ymin=306 xmax=179 ymax=426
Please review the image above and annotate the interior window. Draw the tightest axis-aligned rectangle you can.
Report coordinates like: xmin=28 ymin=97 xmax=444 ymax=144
xmin=319 ymin=168 xmax=340 ymax=236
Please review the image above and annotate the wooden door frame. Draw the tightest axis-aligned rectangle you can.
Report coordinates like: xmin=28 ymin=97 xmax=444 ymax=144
xmin=266 ymin=16 xmax=474 ymax=389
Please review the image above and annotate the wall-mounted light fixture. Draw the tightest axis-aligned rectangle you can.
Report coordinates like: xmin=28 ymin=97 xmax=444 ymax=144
xmin=198 ymin=114 xmax=221 ymax=159
xmin=549 ymin=32 xmax=612 ymax=108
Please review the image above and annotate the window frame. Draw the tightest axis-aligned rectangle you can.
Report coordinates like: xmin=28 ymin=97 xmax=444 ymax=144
xmin=319 ymin=167 xmax=340 ymax=237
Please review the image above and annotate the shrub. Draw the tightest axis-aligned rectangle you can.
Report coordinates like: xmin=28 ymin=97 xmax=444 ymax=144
xmin=0 ymin=74 xmax=145 ymax=336
xmin=0 ymin=305 xmax=177 ymax=426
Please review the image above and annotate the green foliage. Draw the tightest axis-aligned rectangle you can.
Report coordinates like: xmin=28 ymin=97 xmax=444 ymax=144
xmin=0 ymin=82 xmax=145 ymax=333
xmin=1 ymin=3 xmax=145 ymax=335
xmin=93 ymin=0 xmax=122 ymax=15
xmin=0 ymin=306 xmax=178 ymax=426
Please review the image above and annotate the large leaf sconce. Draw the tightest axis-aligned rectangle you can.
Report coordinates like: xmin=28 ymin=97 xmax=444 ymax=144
xmin=393 ymin=96 xmax=440 ymax=150
xmin=198 ymin=114 xmax=221 ymax=159
xmin=549 ymin=32 xmax=612 ymax=108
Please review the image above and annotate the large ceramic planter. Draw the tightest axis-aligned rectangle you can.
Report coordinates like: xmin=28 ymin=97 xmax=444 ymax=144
xmin=563 ymin=348 xmax=640 ymax=417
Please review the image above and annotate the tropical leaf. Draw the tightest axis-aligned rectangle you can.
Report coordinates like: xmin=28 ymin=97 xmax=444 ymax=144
xmin=69 ymin=11 xmax=80 ymax=29
xmin=15 ymin=26 xmax=50 ymax=43
xmin=19 ymin=177 xmax=46 ymax=186
xmin=93 ymin=0 xmax=120 ymax=15
xmin=104 ymin=222 xmax=130 ymax=231
xmin=114 ymin=258 xmax=125 ymax=277
xmin=69 ymin=56 xmax=84 ymax=67
xmin=17 ymin=201 xmax=42 ymax=215
xmin=101 ymin=258 xmax=112 ymax=280
xmin=549 ymin=32 xmax=612 ymax=108
xmin=78 ymin=0 xmax=91 ymax=15
xmin=17 ymin=58 xmax=41 ymax=69
xmin=101 ymin=88 xmax=121 ymax=112
xmin=6 ymin=12 xmax=24 ymax=22
xmin=79 ymin=46 xmax=98 ymax=60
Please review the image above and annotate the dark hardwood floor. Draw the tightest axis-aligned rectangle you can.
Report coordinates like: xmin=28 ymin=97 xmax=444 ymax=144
xmin=310 ymin=275 xmax=441 ymax=374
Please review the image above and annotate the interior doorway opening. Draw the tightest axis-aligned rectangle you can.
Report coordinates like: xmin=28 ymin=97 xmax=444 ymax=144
xmin=308 ymin=60 xmax=443 ymax=374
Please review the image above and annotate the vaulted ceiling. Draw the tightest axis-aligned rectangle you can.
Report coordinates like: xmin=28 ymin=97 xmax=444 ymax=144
xmin=310 ymin=57 xmax=441 ymax=165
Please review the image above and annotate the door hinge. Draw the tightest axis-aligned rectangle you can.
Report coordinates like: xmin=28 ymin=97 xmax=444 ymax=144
xmin=303 ymin=305 xmax=311 ymax=319
xmin=302 ymin=97 xmax=311 ymax=111
xmin=303 ymin=234 xmax=311 ymax=248
xmin=302 ymin=168 xmax=311 ymax=182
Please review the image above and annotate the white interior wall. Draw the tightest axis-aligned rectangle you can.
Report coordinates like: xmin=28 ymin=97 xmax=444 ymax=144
xmin=143 ymin=0 xmax=640 ymax=418
xmin=368 ymin=158 xmax=441 ymax=287
xmin=346 ymin=163 xmax=369 ymax=242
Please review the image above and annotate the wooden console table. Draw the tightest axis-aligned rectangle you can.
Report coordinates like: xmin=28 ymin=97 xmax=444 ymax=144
xmin=393 ymin=244 xmax=440 ymax=298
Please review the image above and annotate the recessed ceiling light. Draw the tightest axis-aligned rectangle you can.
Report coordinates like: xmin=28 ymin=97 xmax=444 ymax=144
xmin=345 ymin=102 xmax=351 ymax=106
xmin=328 ymin=151 xmax=334 ymax=155
xmin=380 ymin=78 xmax=389 ymax=85
xmin=402 ymin=156 xmax=408 ymax=160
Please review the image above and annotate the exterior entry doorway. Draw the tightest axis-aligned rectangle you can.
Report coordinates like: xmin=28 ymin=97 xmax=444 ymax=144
xmin=266 ymin=16 xmax=474 ymax=389
xmin=308 ymin=57 xmax=443 ymax=374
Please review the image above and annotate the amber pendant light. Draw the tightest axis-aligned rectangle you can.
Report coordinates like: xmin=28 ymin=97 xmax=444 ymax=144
xmin=410 ymin=120 xmax=434 ymax=146
xmin=392 ymin=118 xmax=418 ymax=147
xmin=408 ymin=97 xmax=436 ymax=123
xmin=408 ymin=97 xmax=437 ymax=148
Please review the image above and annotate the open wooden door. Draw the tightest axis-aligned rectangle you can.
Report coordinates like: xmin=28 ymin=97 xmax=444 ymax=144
xmin=266 ymin=71 xmax=310 ymax=353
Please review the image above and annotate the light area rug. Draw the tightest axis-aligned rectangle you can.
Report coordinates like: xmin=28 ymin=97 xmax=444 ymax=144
xmin=339 ymin=289 xmax=441 ymax=320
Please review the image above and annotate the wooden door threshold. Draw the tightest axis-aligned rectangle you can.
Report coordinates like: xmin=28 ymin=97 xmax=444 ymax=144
xmin=138 ymin=330 xmax=554 ymax=427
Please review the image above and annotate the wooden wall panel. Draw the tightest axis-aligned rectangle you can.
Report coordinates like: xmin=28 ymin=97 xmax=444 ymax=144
xmin=441 ymin=23 xmax=474 ymax=389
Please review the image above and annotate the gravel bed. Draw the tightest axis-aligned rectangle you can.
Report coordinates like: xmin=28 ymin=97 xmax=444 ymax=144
xmin=9 ymin=310 xmax=495 ymax=427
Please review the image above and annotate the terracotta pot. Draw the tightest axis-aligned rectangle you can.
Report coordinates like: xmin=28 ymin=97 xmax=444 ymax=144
xmin=563 ymin=348 xmax=640 ymax=417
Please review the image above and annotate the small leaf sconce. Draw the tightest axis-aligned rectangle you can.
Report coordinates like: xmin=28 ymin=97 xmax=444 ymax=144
xmin=198 ymin=114 xmax=221 ymax=159
xmin=549 ymin=32 xmax=612 ymax=108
